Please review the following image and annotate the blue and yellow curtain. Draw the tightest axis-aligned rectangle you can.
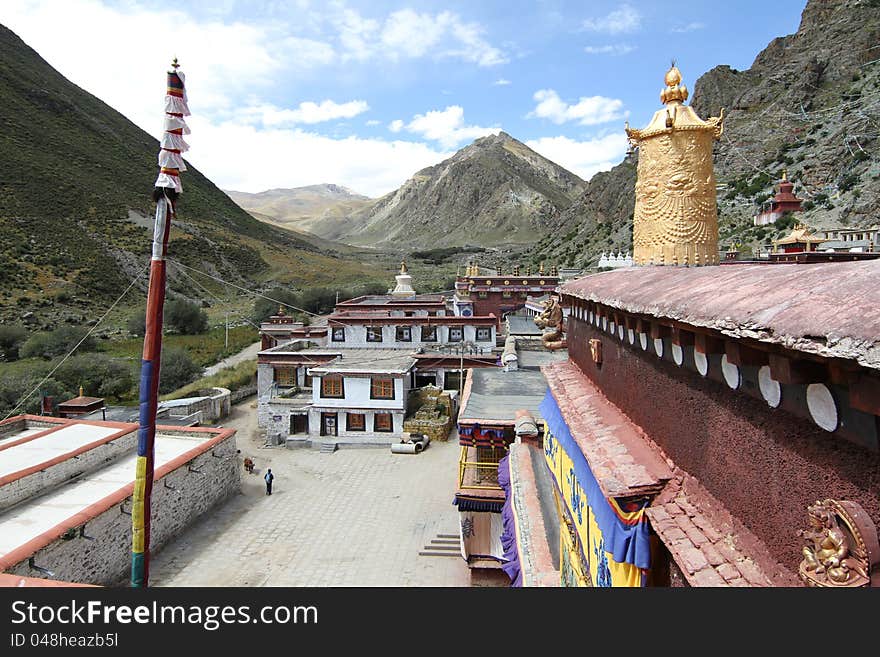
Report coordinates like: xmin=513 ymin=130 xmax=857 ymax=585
xmin=541 ymin=390 xmax=650 ymax=587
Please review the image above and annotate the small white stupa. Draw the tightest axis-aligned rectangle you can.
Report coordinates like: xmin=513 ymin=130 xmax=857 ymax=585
xmin=390 ymin=259 xmax=416 ymax=297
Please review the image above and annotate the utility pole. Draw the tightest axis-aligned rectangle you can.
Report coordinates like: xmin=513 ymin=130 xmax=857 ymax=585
xmin=225 ymin=311 xmax=229 ymax=351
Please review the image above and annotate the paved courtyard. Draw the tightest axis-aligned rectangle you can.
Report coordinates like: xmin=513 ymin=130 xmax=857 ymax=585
xmin=149 ymin=399 xmax=509 ymax=587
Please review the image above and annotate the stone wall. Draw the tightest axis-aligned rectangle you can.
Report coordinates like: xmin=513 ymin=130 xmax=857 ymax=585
xmin=567 ymin=318 xmax=880 ymax=571
xmin=2 ymin=431 xmax=240 ymax=586
xmin=403 ymin=386 xmax=453 ymax=441
xmin=0 ymin=428 xmax=138 ymax=513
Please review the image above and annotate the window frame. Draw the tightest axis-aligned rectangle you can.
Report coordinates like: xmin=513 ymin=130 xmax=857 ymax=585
xmin=320 ymin=375 xmax=345 ymax=399
xmin=476 ymin=327 xmax=492 ymax=342
xmin=395 ymin=326 xmax=412 ymax=342
xmin=448 ymin=326 xmax=463 ymax=342
xmin=370 ymin=377 xmax=395 ymax=400
xmin=374 ymin=412 xmax=393 ymax=432
xmin=420 ymin=325 xmax=437 ymax=342
xmin=346 ymin=412 xmax=366 ymax=431
xmin=366 ymin=326 xmax=384 ymax=342
xmin=331 ymin=327 xmax=346 ymax=342
xmin=274 ymin=366 xmax=298 ymax=387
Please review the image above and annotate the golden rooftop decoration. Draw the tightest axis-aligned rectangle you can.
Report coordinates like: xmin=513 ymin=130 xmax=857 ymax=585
xmin=400 ymin=259 xmax=408 ymax=274
xmin=625 ymin=64 xmax=724 ymax=266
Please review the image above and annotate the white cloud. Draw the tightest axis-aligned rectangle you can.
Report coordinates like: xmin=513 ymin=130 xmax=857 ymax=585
xmin=670 ymin=22 xmax=705 ymax=33
xmin=188 ymin=117 xmax=451 ymax=197
xmin=375 ymin=8 xmax=507 ymax=67
xmin=400 ymin=106 xmax=499 ymax=149
xmin=241 ymin=99 xmax=369 ymax=126
xmin=526 ymin=134 xmax=628 ymax=181
xmin=365 ymin=119 xmax=381 ymax=126
xmin=583 ymin=44 xmax=635 ymax=56
xmin=493 ymin=78 xmax=512 ymax=86
xmin=529 ymin=89 xmax=627 ymax=126
xmin=389 ymin=119 xmax=405 ymax=133
xmin=582 ymin=5 xmax=641 ymax=34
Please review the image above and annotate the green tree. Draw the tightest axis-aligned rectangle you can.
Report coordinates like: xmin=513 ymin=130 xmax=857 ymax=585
xmin=20 ymin=325 xmax=96 ymax=360
xmin=165 ymin=298 xmax=208 ymax=335
xmin=55 ymin=353 xmax=134 ymax=400
xmin=126 ymin=311 xmax=146 ymax=337
xmin=159 ymin=346 xmax=201 ymax=394
xmin=251 ymin=287 xmax=300 ymax=324
xmin=0 ymin=324 xmax=28 ymax=361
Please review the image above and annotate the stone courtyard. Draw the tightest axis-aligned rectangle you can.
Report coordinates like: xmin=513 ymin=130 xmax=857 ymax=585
xmin=149 ymin=399 xmax=508 ymax=587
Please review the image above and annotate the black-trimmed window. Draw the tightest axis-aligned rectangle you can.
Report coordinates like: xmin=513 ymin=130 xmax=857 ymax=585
xmin=396 ymin=326 xmax=412 ymax=342
xmin=374 ymin=412 xmax=393 ymax=432
xmin=347 ymin=413 xmax=366 ymax=431
xmin=366 ymin=326 xmax=383 ymax=342
xmin=321 ymin=375 xmax=344 ymax=398
xmin=370 ymin=377 xmax=395 ymax=400
xmin=332 ymin=327 xmax=345 ymax=342
xmin=448 ymin=327 xmax=463 ymax=342
xmin=420 ymin=325 xmax=437 ymax=342
xmin=476 ymin=327 xmax=492 ymax=342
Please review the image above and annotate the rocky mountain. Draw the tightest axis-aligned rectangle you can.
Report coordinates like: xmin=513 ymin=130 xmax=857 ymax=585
xmin=527 ymin=0 xmax=880 ymax=270
xmin=224 ymin=184 xmax=372 ymax=234
xmin=0 ymin=24 xmax=380 ymax=328
xmin=308 ymin=132 xmax=586 ymax=249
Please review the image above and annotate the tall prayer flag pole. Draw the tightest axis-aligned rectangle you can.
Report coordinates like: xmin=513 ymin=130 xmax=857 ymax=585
xmin=131 ymin=58 xmax=190 ymax=588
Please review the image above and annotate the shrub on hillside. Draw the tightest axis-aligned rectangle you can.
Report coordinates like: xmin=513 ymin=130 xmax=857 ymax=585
xmin=19 ymin=325 xmax=96 ymax=359
xmin=126 ymin=311 xmax=146 ymax=337
xmin=251 ymin=288 xmax=300 ymax=324
xmin=165 ymin=298 xmax=208 ymax=335
xmin=159 ymin=347 xmax=201 ymax=394
xmin=0 ymin=324 xmax=28 ymax=361
xmin=54 ymin=353 xmax=134 ymax=400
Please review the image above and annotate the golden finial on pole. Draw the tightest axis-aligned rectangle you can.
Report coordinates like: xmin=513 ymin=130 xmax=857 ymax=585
xmin=171 ymin=56 xmax=180 ymax=70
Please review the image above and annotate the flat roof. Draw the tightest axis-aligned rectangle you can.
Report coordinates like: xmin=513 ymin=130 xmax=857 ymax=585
xmin=0 ymin=417 xmax=233 ymax=571
xmin=338 ymin=294 xmax=445 ymax=306
xmin=561 ymin=260 xmax=880 ymax=370
xmin=458 ymin=368 xmax=549 ymax=425
xmin=308 ymin=349 xmax=416 ymax=375
xmin=507 ymin=316 xmax=543 ymax=336
xmin=517 ymin=348 xmax=568 ymax=370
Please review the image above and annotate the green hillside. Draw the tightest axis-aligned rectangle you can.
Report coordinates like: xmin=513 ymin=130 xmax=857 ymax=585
xmin=0 ymin=23 xmax=382 ymax=329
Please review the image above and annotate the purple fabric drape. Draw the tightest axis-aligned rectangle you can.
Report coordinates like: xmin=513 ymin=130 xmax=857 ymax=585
xmin=498 ymin=455 xmax=522 ymax=587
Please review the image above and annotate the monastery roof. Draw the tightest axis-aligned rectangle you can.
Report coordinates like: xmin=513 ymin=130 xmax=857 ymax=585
xmin=307 ymin=349 xmax=416 ymax=375
xmin=338 ymin=294 xmax=445 ymax=306
xmin=542 ymin=360 xmax=672 ymax=498
xmin=560 ymin=260 xmax=880 ymax=370
xmin=57 ymin=395 xmax=103 ymax=408
xmin=772 ymin=225 xmax=826 ymax=246
xmin=645 ymin=472 xmax=798 ymax=587
xmin=458 ymin=367 xmax=550 ymax=427
xmin=506 ymin=316 xmax=544 ymax=336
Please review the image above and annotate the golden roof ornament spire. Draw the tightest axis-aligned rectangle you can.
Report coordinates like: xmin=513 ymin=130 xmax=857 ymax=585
xmin=400 ymin=259 xmax=408 ymax=274
xmin=660 ymin=61 xmax=688 ymax=105
xmin=625 ymin=63 xmax=724 ymax=267
xmin=79 ymin=385 xmax=84 ymax=397
xmin=782 ymin=169 xmax=788 ymax=181
xmin=170 ymin=56 xmax=180 ymax=71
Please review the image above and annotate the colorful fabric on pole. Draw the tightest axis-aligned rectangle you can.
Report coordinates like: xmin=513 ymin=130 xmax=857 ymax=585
xmin=540 ymin=389 xmax=650 ymax=587
xmin=155 ymin=62 xmax=190 ymax=192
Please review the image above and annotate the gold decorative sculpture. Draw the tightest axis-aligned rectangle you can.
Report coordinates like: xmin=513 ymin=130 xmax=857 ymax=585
xmin=534 ymin=295 xmax=566 ymax=351
xmin=625 ymin=64 xmax=724 ymax=266
xmin=798 ymin=499 xmax=880 ymax=587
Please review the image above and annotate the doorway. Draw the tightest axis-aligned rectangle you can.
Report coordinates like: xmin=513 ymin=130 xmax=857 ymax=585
xmin=321 ymin=412 xmax=338 ymax=437
xmin=290 ymin=414 xmax=308 ymax=435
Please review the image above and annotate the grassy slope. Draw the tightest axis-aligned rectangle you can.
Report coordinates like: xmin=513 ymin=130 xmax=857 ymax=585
xmin=0 ymin=24 xmax=384 ymax=328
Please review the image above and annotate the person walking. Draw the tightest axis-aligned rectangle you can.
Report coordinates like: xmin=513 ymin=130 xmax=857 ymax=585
xmin=264 ymin=468 xmax=274 ymax=495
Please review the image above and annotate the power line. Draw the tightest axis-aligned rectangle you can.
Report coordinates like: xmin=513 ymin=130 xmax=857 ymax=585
xmin=3 ymin=265 xmax=148 ymax=421
xmin=172 ymin=264 xmax=262 ymax=331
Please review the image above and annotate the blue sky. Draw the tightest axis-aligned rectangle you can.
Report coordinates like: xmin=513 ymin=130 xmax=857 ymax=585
xmin=0 ymin=1 xmax=805 ymax=196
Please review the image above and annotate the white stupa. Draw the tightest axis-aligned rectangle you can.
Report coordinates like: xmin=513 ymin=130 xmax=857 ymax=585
xmin=390 ymin=260 xmax=416 ymax=297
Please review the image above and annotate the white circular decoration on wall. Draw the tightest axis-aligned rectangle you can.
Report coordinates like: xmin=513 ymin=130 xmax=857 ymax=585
xmin=618 ymin=324 xmax=625 ymax=340
xmin=672 ymin=343 xmax=684 ymax=366
xmin=758 ymin=366 xmax=781 ymax=408
xmin=653 ymin=338 xmax=664 ymax=358
xmin=694 ymin=351 xmax=709 ymax=376
xmin=721 ymin=354 xmax=740 ymax=389
xmin=807 ymin=383 xmax=838 ymax=432
xmin=639 ymin=333 xmax=648 ymax=351
xmin=627 ymin=329 xmax=635 ymax=345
